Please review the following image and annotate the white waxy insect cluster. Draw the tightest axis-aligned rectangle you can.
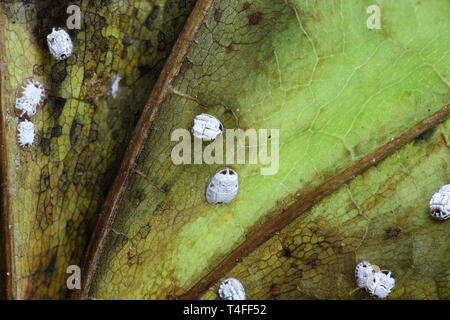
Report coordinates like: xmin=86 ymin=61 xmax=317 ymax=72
xmin=17 ymin=120 xmax=35 ymax=148
xmin=192 ymin=113 xmax=223 ymax=141
xmin=15 ymin=78 xmax=46 ymax=118
xmin=14 ymin=78 xmax=44 ymax=149
xmin=355 ymin=261 xmax=395 ymax=299
xmin=47 ymin=27 xmax=73 ymax=60
xmin=206 ymin=168 xmax=239 ymax=205
xmin=191 ymin=114 xmax=239 ymax=205
xmin=429 ymin=184 xmax=450 ymax=221
xmin=365 ymin=270 xmax=395 ymax=299
xmin=218 ymin=278 xmax=246 ymax=300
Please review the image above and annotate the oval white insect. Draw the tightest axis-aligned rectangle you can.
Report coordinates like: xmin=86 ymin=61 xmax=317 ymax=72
xmin=47 ymin=27 xmax=73 ymax=60
xmin=355 ymin=261 xmax=374 ymax=289
xmin=192 ymin=113 xmax=223 ymax=141
xmin=218 ymin=278 xmax=246 ymax=300
xmin=17 ymin=119 xmax=35 ymax=148
xmin=429 ymin=184 xmax=450 ymax=221
xmin=365 ymin=270 xmax=395 ymax=299
xmin=15 ymin=78 xmax=46 ymax=118
xmin=206 ymin=168 xmax=239 ymax=205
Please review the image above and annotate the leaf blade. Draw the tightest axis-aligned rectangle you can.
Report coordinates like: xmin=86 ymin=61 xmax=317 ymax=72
xmin=80 ymin=0 xmax=450 ymax=299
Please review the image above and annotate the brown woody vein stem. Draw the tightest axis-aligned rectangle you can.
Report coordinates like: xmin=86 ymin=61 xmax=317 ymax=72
xmin=0 ymin=7 xmax=17 ymax=300
xmin=73 ymin=0 xmax=216 ymax=300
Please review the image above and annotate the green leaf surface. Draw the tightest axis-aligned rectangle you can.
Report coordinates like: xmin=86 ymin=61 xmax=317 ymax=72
xmin=0 ymin=0 xmax=195 ymax=299
xmin=79 ymin=0 xmax=449 ymax=299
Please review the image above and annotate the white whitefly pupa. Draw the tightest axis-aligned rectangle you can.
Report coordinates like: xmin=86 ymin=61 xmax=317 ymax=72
xmin=17 ymin=119 xmax=35 ymax=148
xmin=47 ymin=27 xmax=73 ymax=60
xmin=355 ymin=261 xmax=375 ymax=289
xmin=429 ymin=184 xmax=450 ymax=220
xmin=218 ymin=278 xmax=246 ymax=300
xmin=15 ymin=78 xmax=46 ymax=118
xmin=192 ymin=113 xmax=223 ymax=141
xmin=365 ymin=270 xmax=395 ymax=299
xmin=205 ymin=168 xmax=239 ymax=205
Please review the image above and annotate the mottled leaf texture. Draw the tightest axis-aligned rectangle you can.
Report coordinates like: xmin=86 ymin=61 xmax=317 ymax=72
xmin=75 ymin=0 xmax=449 ymax=299
xmin=0 ymin=0 xmax=195 ymax=299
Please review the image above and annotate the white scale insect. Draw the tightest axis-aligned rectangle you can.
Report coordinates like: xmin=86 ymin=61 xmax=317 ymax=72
xmin=218 ymin=278 xmax=246 ymax=300
xmin=192 ymin=113 xmax=223 ymax=141
xmin=206 ymin=168 xmax=239 ymax=205
xmin=354 ymin=261 xmax=374 ymax=289
xmin=355 ymin=261 xmax=395 ymax=299
xmin=365 ymin=270 xmax=395 ymax=299
xmin=17 ymin=119 xmax=35 ymax=148
xmin=47 ymin=27 xmax=73 ymax=60
xmin=15 ymin=78 xmax=46 ymax=118
xmin=429 ymin=184 xmax=450 ymax=221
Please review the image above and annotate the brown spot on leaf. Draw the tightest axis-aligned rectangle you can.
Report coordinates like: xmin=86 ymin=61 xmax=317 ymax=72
xmin=69 ymin=120 xmax=83 ymax=147
xmin=385 ymin=227 xmax=402 ymax=240
xmin=414 ymin=128 xmax=435 ymax=145
xmin=50 ymin=62 xmax=67 ymax=83
xmin=51 ymin=125 xmax=62 ymax=138
xmin=213 ymin=8 xmax=222 ymax=22
xmin=65 ymin=219 xmax=74 ymax=237
xmin=247 ymin=12 xmax=263 ymax=26
xmin=306 ymin=255 xmax=318 ymax=268
xmin=50 ymin=97 xmax=66 ymax=119
xmin=282 ymin=247 xmax=292 ymax=258
xmin=40 ymin=137 xmax=51 ymax=156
